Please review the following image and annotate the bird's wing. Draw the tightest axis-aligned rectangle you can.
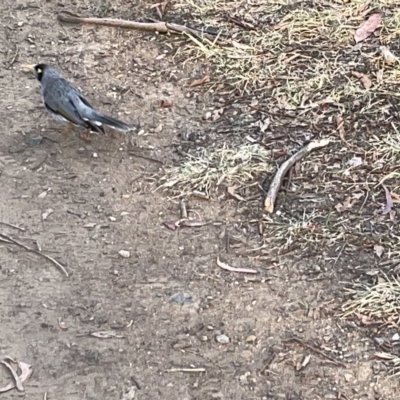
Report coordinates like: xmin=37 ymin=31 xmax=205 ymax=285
xmin=42 ymin=77 xmax=86 ymax=125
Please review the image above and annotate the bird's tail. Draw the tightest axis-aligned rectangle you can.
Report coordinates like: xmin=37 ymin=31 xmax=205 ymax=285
xmin=92 ymin=112 xmax=134 ymax=132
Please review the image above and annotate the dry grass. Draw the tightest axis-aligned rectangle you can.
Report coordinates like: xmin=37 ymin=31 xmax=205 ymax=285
xmin=341 ymin=276 xmax=400 ymax=321
xmin=162 ymin=0 xmax=400 ymax=255
xmin=340 ymin=275 xmax=400 ymax=376
xmin=159 ymin=143 xmax=272 ymax=196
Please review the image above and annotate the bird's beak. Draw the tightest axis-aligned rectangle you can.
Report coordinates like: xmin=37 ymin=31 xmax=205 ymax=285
xmin=22 ymin=64 xmax=36 ymax=73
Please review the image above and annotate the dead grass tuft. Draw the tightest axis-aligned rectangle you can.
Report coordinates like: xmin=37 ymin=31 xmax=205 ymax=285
xmin=158 ymin=144 xmax=272 ymax=196
xmin=341 ymin=276 xmax=400 ymax=321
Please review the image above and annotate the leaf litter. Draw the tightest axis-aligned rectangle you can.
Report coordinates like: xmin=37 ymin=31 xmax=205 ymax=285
xmin=0 ymin=357 xmax=32 ymax=393
xmin=161 ymin=0 xmax=400 ymax=378
xmin=354 ymin=13 xmax=381 ymax=43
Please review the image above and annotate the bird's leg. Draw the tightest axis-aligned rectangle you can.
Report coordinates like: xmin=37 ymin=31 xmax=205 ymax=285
xmin=79 ymin=129 xmax=92 ymax=142
xmin=62 ymin=123 xmax=73 ymax=136
xmin=110 ymin=131 xmax=122 ymax=140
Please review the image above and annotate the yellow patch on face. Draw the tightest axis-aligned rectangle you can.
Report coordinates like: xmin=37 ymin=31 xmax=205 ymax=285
xmin=37 ymin=68 xmax=42 ymax=74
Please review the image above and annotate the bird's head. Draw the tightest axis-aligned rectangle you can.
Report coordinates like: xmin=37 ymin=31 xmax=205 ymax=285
xmin=22 ymin=63 xmax=49 ymax=81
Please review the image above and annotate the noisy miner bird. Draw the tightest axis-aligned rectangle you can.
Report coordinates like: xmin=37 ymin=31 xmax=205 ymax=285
xmin=23 ymin=63 xmax=134 ymax=141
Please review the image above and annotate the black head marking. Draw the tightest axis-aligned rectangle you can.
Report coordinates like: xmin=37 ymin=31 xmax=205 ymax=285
xmin=33 ymin=63 xmax=48 ymax=81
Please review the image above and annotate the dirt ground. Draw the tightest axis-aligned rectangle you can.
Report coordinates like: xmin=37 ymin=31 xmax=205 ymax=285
xmin=0 ymin=0 xmax=399 ymax=399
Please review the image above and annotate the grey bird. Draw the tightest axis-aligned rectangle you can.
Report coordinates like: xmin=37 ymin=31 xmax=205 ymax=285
xmin=23 ymin=63 xmax=134 ymax=141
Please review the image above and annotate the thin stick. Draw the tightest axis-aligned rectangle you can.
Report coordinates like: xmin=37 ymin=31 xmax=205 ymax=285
xmin=264 ymin=139 xmax=330 ymax=213
xmin=0 ymin=222 xmax=25 ymax=231
xmin=166 ymin=368 xmax=206 ymax=373
xmin=0 ymin=233 xmax=69 ymax=277
xmin=283 ymin=337 xmax=347 ymax=368
xmin=217 ymin=257 xmax=258 ymax=274
xmin=57 ymin=12 xmax=221 ymax=42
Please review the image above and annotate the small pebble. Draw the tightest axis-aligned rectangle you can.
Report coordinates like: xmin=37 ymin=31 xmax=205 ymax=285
xmin=216 ymin=334 xmax=230 ymax=344
xmin=118 ymin=250 xmax=130 ymax=258
xmin=246 ymin=335 xmax=257 ymax=343
xmin=170 ymin=292 xmax=192 ymax=304
xmin=109 ymin=216 xmax=117 ymax=222
xmin=26 ymin=136 xmax=43 ymax=147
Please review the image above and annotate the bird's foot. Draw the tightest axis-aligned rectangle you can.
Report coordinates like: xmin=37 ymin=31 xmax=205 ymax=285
xmin=79 ymin=129 xmax=92 ymax=142
xmin=62 ymin=123 xmax=73 ymax=136
xmin=110 ymin=131 xmax=122 ymax=140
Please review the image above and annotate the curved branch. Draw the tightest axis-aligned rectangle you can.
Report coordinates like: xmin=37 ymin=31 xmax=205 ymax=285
xmin=264 ymin=139 xmax=330 ymax=214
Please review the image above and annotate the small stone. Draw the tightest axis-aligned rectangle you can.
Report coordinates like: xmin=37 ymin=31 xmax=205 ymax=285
xmin=118 ymin=250 xmax=130 ymax=258
xmin=170 ymin=292 xmax=193 ymax=304
xmin=92 ymin=152 xmax=98 ymax=158
xmin=42 ymin=208 xmax=54 ymax=221
xmin=109 ymin=216 xmax=117 ymax=222
xmin=154 ymin=124 xmax=163 ymax=133
xmin=26 ymin=135 xmax=43 ymax=146
xmin=246 ymin=335 xmax=257 ymax=343
xmin=343 ymin=372 xmax=353 ymax=382
xmin=216 ymin=334 xmax=230 ymax=344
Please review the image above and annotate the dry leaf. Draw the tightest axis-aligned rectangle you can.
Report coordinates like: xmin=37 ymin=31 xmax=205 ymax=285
xmin=42 ymin=208 xmax=54 ymax=221
xmin=382 ymin=185 xmax=393 ymax=215
xmin=335 ymin=197 xmax=355 ymax=212
xmin=355 ymin=313 xmax=374 ymax=325
xmin=178 ymin=219 xmax=209 ymax=228
xmin=217 ymin=257 xmax=258 ymax=274
xmin=90 ymin=331 xmax=124 ymax=339
xmin=159 ymin=99 xmax=173 ymax=108
xmin=188 ymin=75 xmax=210 ymax=87
xmin=213 ymin=108 xmax=224 ymax=121
xmin=227 ymin=186 xmax=245 ymax=201
xmin=347 ymin=156 xmax=363 ymax=167
xmin=352 ymin=71 xmax=372 ymax=89
xmin=0 ymin=358 xmax=32 ymax=393
xmin=259 ymin=118 xmax=270 ymax=133
xmin=375 ymin=351 xmax=395 ymax=360
xmin=162 ymin=221 xmax=178 ymax=231
xmin=354 ymin=13 xmax=381 ymax=43
xmin=374 ymin=244 xmax=384 ymax=258
xmin=380 ymin=46 xmax=398 ymax=63
xmin=301 ymin=354 xmax=311 ymax=368
xmin=231 ymin=40 xmax=253 ymax=50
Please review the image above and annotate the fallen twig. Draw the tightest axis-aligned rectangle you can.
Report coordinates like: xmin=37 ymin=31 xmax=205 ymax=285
xmin=283 ymin=337 xmax=347 ymax=368
xmin=217 ymin=257 xmax=258 ymax=274
xmin=264 ymin=139 xmax=330 ymax=213
xmin=166 ymin=367 xmax=206 ymax=373
xmin=57 ymin=12 xmax=222 ymax=43
xmin=0 ymin=222 xmax=25 ymax=231
xmin=128 ymin=152 xmax=164 ymax=164
xmin=0 ymin=232 xmax=69 ymax=277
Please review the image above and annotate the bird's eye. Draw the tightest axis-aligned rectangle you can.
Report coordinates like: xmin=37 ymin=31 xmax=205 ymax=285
xmin=37 ymin=68 xmax=42 ymax=73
